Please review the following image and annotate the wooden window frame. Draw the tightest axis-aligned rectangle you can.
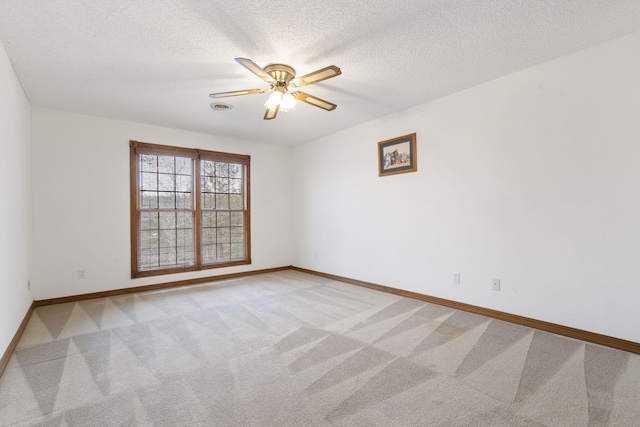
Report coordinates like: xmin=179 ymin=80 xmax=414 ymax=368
xmin=130 ymin=140 xmax=251 ymax=278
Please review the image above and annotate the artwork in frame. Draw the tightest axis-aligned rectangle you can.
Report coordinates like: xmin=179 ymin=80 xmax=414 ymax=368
xmin=378 ymin=133 xmax=417 ymax=177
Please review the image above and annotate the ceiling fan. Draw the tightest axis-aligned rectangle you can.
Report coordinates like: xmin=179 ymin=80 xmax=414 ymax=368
xmin=209 ymin=58 xmax=342 ymax=120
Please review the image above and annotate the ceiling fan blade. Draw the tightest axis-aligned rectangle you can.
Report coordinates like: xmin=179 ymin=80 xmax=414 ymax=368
xmin=209 ymin=89 xmax=265 ymax=98
xmin=290 ymin=65 xmax=341 ymax=88
xmin=235 ymin=58 xmax=276 ymax=84
xmin=264 ymin=105 xmax=279 ymax=120
xmin=293 ymin=92 xmax=337 ymax=111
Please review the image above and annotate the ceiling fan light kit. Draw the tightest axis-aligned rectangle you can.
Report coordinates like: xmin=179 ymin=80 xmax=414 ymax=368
xmin=265 ymin=91 xmax=283 ymax=110
xmin=209 ymin=58 xmax=341 ymax=120
xmin=279 ymin=92 xmax=297 ymax=112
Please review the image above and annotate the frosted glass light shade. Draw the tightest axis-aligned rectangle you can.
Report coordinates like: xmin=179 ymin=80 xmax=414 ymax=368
xmin=280 ymin=92 xmax=297 ymax=112
xmin=265 ymin=91 xmax=282 ymax=109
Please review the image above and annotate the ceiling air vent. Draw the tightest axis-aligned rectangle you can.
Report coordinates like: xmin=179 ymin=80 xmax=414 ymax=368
xmin=210 ymin=102 xmax=233 ymax=111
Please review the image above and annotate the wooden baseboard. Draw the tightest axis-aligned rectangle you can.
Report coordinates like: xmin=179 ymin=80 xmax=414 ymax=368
xmin=13 ymin=264 xmax=639 ymax=364
xmin=35 ymin=266 xmax=292 ymax=307
xmin=291 ymin=266 xmax=640 ymax=355
xmin=0 ymin=301 xmax=36 ymax=378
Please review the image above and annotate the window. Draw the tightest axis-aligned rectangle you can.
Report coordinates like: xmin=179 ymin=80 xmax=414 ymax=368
xmin=130 ymin=141 xmax=250 ymax=278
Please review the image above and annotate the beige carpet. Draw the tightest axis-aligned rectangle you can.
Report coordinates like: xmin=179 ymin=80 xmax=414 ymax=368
xmin=1 ymin=270 xmax=639 ymax=426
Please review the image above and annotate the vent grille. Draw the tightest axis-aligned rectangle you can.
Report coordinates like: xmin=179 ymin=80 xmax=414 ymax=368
xmin=210 ymin=103 xmax=232 ymax=111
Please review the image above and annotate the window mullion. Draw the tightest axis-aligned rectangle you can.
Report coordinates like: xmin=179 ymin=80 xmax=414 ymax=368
xmin=245 ymin=163 xmax=251 ymax=263
xmin=156 ymin=159 xmax=161 ymax=268
xmin=194 ymin=155 xmax=203 ymax=269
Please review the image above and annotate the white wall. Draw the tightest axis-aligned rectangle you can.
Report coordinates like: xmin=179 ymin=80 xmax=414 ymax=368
xmin=31 ymin=109 xmax=292 ymax=300
xmin=292 ymin=31 xmax=640 ymax=343
xmin=0 ymin=42 xmax=33 ymax=355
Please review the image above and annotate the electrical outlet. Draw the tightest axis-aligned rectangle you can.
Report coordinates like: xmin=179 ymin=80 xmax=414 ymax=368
xmin=452 ymin=273 xmax=460 ymax=284
xmin=492 ymin=278 xmax=501 ymax=291
xmin=78 ymin=270 xmax=86 ymax=279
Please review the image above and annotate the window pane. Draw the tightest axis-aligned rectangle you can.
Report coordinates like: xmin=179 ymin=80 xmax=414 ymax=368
xmin=202 ymin=244 xmax=216 ymax=263
xmin=160 ymin=230 xmax=177 ymax=248
xmin=176 ymin=175 xmax=192 ymax=192
xmin=202 ymin=228 xmax=215 ymax=245
xmin=138 ymin=189 xmax=195 ymax=270
xmin=158 ymin=192 xmax=175 ymax=209
xmin=216 ymin=228 xmax=230 ymax=243
xmin=217 ymin=212 xmax=230 ymax=227
xmin=140 ymin=212 xmax=158 ymax=230
xmin=230 ymin=227 xmax=244 ymax=243
xmin=177 ymin=247 xmax=194 ymax=264
xmin=159 ymin=248 xmax=177 ymax=266
xmin=230 ymin=212 xmax=243 ymax=226
xmin=140 ymin=248 xmax=159 ymax=268
xmin=216 ymin=194 xmax=229 ymax=209
xmin=229 ymin=163 xmax=242 ymax=179
xmin=202 ymin=211 xmax=215 ymax=228
xmin=176 ymin=193 xmax=192 ymax=209
xmin=229 ymin=178 xmax=242 ymax=194
xmin=215 ymin=162 xmax=229 ymax=177
xmin=215 ymin=177 xmax=229 ymax=193
xmin=140 ymin=230 xmax=157 ymax=249
xmin=141 ymin=191 xmax=158 ymax=209
xmin=140 ymin=155 xmax=157 ymax=172
xmin=158 ymin=156 xmax=175 ymax=174
xmin=229 ymin=195 xmax=243 ymax=209
xmin=177 ymin=212 xmax=193 ymax=228
xmin=158 ymin=174 xmax=175 ymax=191
xmin=175 ymin=157 xmax=192 ymax=175
xmin=202 ymin=160 xmax=214 ymax=176
xmin=202 ymin=193 xmax=215 ymax=209
xmin=202 ymin=175 xmax=214 ymax=193
xmin=159 ymin=212 xmax=176 ymax=229
xmin=217 ymin=243 xmax=231 ymax=259
xmin=231 ymin=243 xmax=244 ymax=258
xmin=141 ymin=172 xmax=157 ymax=191
xmin=177 ymin=228 xmax=193 ymax=247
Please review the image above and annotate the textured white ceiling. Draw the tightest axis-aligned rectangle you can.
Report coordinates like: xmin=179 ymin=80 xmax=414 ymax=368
xmin=1 ymin=1 xmax=640 ymax=146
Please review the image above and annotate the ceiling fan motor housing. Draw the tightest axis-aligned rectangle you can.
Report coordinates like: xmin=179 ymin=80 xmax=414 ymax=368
xmin=264 ymin=64 xmax=296 ymax=86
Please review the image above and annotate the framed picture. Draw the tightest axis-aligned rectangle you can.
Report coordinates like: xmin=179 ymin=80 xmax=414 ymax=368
xmin=378 ymin=133 xmax=417 ymax=177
